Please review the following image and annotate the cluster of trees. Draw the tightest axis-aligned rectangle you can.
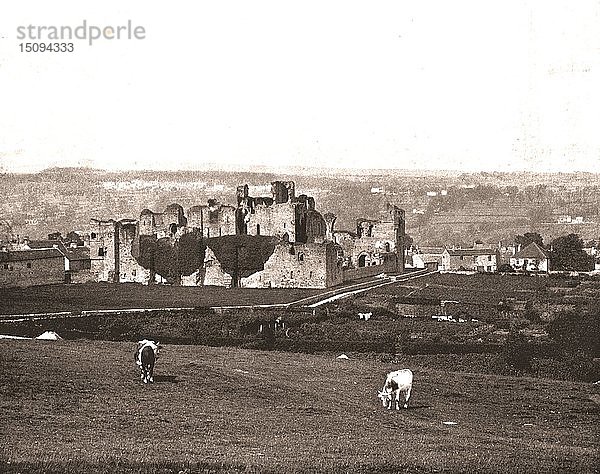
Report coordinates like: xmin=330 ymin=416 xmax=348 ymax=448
xmin=514 ymin=232 xmax=545 ymax=248
xmin=550 ymin=234 xmax=595 ymax=272
xmin=130 ymin=232 xmax=277 ymax=285
xmin=47 ymin=231 xmax=85 ymax=246
xmin=501 ymin=307 xmax=599 ymax=381
xmin=131 ymin=231 xmax=205 ymax=284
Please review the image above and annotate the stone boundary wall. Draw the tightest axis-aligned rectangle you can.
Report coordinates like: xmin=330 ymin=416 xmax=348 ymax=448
xmin=342 ymin=259 xmax=397 ymax=282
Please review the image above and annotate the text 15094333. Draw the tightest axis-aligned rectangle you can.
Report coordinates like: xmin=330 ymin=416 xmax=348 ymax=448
xmin=19 ymin=43 xmax=74 ymax=53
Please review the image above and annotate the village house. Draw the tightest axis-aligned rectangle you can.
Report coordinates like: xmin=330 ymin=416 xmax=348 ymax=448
xmin=497 ymin=242 xmax=518 ymax=264
xmin=441 ymin=247 xmax=499 ymax=272
xmin=0 ymin=236 xmax=92 ymax=286
xmin=23 ymin=239 xmax=91 ymax=273
xmin=509 ymin=242 xmax=551 ymax=272
xmin=0 ymin=247 xmax=65 ymax=287
xmin=409 ymin=246 xmax=445 ymax=271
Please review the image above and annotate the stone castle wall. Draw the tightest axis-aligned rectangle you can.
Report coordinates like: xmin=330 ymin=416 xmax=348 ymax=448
xmin=345 ymin=205 xmax=405 ymax=272
xmin=89 ymin=219 xmax=118 ymax=282
xmin=245 ymin=201 xmax=297 ymax=241
xmin=117 ymin=221 xmax=151 ymax=283
xmin=199 ymin=247 xmax=233 ymax=287
xmin=90 ymin=219 xmax=149 ymax=284
xmin=188 ymin=201 xmax=236 ymax=238
xmin=240 ymin=240 xmax=342 ymax=289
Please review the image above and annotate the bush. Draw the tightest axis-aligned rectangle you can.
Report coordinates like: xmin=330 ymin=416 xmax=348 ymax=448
xmin=547 ymin=309 xmax=599 ymax=358
xmin=523 ymin=309 xmax=540 ymax=322
xmin=533 ymin=355 xmax=600 ymax=382
xmin=497 ymin=263 xmax=514 ymax=273
xmin=500 ymin=330 xmax=534 ymax=371
xmin=402 ymin=341 xmax=500 ymax=355
xmin=561 ymin=352 xmax=600 ymax=382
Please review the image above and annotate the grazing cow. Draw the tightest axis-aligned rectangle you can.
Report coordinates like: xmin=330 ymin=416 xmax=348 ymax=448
xmin=377 ymin=369 xmax=413 ymax=410
xmin=135 ymin=339 xmax=160 ymax=384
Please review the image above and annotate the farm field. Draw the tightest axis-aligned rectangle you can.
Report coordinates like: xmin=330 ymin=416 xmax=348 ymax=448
xmin=1 ymin=339 xmax=598 ymax=473
xmin=363 ymin=272 xmax=600 ymax=312
xmin=0 ymin=282 xmax=321 ymax=315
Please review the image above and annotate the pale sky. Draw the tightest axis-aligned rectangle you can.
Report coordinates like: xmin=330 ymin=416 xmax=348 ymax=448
xmin=1 ymin=1 xmax=599 ymax=173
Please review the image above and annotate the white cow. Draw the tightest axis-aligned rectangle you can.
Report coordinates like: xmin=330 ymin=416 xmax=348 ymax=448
xmin=377 ymin=369 xmax=413 ymax=410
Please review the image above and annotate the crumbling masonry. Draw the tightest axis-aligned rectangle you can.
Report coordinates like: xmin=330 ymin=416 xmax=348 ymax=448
xmin=89 ymin=181 xmax=405 ymax=288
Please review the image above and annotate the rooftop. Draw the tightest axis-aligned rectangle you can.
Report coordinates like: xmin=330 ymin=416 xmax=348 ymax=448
xmin=0 ymin=248 xmax=64 ymax=262
xmin=446 ymin=248 xmax=497 ymax=257
xmin=25 ymin=240 xmax=90 ymax=261
xmin=513 ymin=242 xmax=550 ymax=260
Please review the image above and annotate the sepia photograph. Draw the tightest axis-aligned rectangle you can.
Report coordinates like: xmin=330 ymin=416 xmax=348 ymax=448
xmin=1 ymin=1 xmax=598 ymax=472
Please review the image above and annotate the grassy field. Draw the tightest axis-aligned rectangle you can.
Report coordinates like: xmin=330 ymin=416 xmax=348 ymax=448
xmin=369 ymin=272 xmax=583 ymax=303
xmin=4 ymin=272 xmax=596 ymax=317
xmin=1 ymin=339 xmax=598 ymax=473
xmin=0 ymin=282 xmax=321 ymax=315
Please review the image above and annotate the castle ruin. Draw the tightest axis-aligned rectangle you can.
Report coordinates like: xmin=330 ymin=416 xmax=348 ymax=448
xmin=89 ymin=181 xmax=405 ymax=288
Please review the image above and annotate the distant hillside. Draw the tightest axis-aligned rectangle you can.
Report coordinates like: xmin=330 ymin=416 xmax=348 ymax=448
xmin=1 ymin=167 xmax=599 ymax=246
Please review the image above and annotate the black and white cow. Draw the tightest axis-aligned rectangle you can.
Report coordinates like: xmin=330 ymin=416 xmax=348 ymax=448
xmin=135 ymin=339 xmax=160 ymax=384
xmin=377 ymin=369 xmax=413 ymax=410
